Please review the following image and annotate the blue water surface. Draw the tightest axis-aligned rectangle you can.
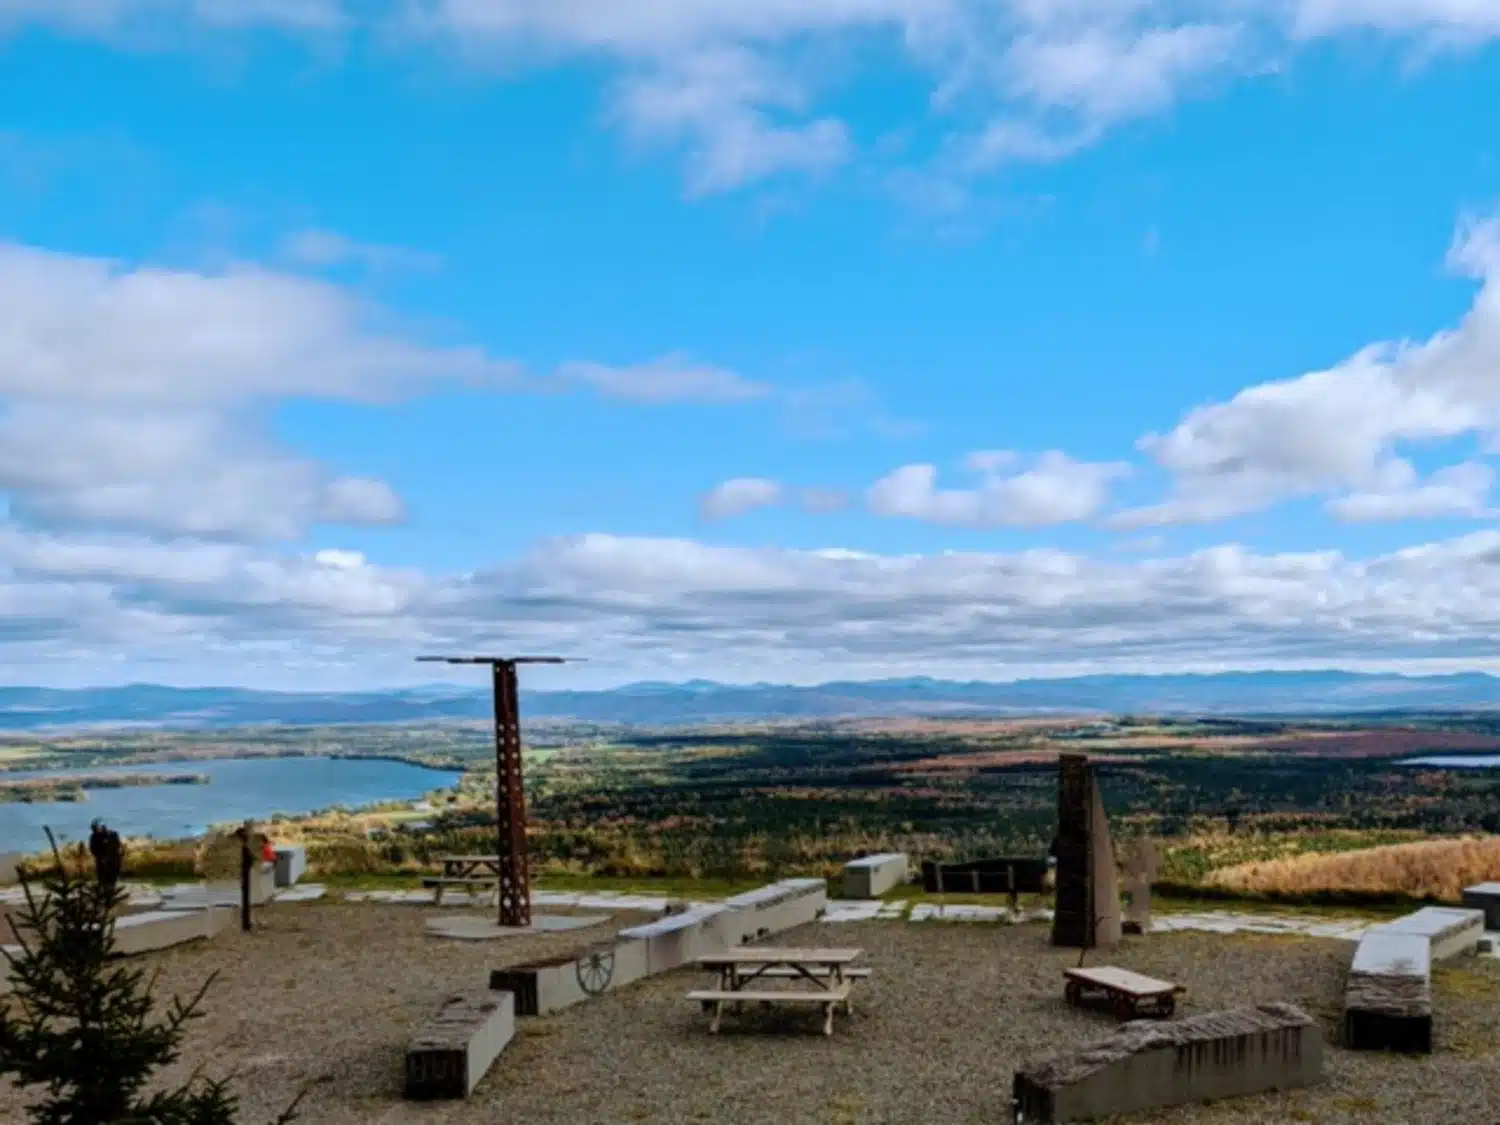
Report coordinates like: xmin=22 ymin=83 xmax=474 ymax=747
xmin=1401 ymin=756 xmax=1500 ymax=768
xmin=0 ymin=757 xmax=461 ymax=852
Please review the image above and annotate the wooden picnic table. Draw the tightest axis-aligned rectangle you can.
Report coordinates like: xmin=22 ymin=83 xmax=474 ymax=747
xmin=688 ymin=948 xmax=867 ymax=1036
xmin=422 ymin=855 xmax=503 ymax=904
xmin=1063 ymin=966 xmax=1184 ymax=1021
xmin=437 ymin=855 xmax=501 ymax=879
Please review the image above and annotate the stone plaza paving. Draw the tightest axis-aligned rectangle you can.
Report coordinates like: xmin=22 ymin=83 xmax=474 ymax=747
xmin=6 ymin=879 xmax=1499 ymax=957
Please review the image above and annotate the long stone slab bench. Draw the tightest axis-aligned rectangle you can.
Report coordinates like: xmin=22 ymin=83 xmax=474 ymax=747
xmin=1377 ymin=906 xmax=1485 ymax=961
xmin=112 ymin=907 xmax=233 ymax=956
xmin=1013 ymin=1002 xmax=1322 ymax=1123
xmin=405 ymin=990 xmax=515 ymax=1100
xmin=1345 ymin=930 xmax=1432 ymax=1052
xmin=1343 ymin=905 xmax=1483 ymax=1052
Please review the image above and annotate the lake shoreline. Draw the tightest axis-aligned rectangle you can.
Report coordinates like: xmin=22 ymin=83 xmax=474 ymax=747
xmin=0 ymin=755 xmax=466 ymax=854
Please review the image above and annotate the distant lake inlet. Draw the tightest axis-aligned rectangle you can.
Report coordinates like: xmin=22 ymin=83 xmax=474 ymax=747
xmin=0 ymin=756 xmax=463 ymax=853
xmin=1400 ymin=755 xmax=1500 ymax=768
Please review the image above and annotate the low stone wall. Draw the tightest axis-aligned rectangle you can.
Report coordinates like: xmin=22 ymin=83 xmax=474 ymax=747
xmin=0 ymin=852 xmax=23 ymax=886
xmin=843 ymin=854 xmax=908 ymax=899
xmin=482 ymin=878 xmax=828 ymax=1024
xmin=490 ymin=939 xmax=650 ymax=1017
xmin=405 ymin=990 xmax=515 ymax=1100
xmin=617 ymin=905 xmax=731 ymax=975
xmin=1013 ymin=1003 xmax=1322 ymax=1123
xmin=720 ymin=878 xmax=827 ymax=944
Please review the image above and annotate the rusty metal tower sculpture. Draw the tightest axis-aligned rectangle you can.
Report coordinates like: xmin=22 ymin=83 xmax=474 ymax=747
xmin=416 ymin=655 xmax=576 ymax=927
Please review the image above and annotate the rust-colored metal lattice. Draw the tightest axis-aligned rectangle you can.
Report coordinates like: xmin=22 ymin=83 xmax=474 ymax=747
xmin=416 ymin=654 xmax=579 ymax=929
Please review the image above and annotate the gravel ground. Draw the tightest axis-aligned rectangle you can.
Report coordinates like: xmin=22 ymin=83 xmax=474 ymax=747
xmin=4 ymin=904 xmax=1500 ymax=1125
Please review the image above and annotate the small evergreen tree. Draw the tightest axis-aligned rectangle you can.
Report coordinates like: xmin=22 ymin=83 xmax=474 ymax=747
xmin=0 ymin=829 xmax=304 ymax=1125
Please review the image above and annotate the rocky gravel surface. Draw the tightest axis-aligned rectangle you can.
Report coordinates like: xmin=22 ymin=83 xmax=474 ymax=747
xmin=4 ymin=905 xmax=1500 ymax=1124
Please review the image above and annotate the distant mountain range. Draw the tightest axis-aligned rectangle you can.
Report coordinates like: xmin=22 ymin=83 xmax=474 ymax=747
xmin=6 ymin=671 xmax=1500 ymax=730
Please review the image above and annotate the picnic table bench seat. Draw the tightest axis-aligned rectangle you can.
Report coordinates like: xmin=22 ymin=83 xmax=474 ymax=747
xmin=687 ymin=985 xmax=853 ymax=1036
xmin=1064 ymin=966 xmax=1184 ymax=1021
xmin=749 ymin=966 xmax=872 ymax=981
xmin=421 ymin=876 xmax=498 ymax=904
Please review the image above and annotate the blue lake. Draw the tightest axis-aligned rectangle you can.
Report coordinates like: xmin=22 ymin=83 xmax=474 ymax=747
xmin=0 ymin=757 xmax=463 ymax=853
xmin=1402 ymin=756 xmax=1500 ymax=768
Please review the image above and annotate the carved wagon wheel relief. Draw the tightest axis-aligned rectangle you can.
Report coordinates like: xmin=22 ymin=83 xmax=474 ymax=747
xmin=576 ymin=945 xmax=616 ymax=996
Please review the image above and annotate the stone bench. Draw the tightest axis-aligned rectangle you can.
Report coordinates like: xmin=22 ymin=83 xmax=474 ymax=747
xmin=113 ymin=908 xmax=232 ymax=956
xmin=1013 ymin=1002 xmax=1322 ymax=1123
xmin=1344 ymin=930 xmax=1432 ymax=1053
xmin=405 ymin=990 xmax=515 ymax=1100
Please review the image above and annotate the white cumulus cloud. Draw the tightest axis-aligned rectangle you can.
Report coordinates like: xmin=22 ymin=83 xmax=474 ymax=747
xmin=869 ymin=450 xmax=1129 ymax=527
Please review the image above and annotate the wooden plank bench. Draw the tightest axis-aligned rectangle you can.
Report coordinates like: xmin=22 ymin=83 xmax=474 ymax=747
xmin=749 ymin=966 xmax=872 ymax=981
xmin=421 ymin=876 xmax=498 ymax=905
xmin=1064 ymin=966 xmax=1184 ymax=1021
xmin=687 ymin=985 xmax=853 ymax=1037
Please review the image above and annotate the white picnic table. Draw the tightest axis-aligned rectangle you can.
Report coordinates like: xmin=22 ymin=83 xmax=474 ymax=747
xmin=688 ymin=947 xmax=868 ymax=1036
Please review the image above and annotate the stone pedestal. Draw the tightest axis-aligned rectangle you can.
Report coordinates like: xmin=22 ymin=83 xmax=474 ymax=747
xmin=405 ymin=990 xmax=515 ymax=1100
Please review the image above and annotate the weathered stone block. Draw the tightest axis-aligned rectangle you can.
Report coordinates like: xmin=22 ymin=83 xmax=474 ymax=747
xmin=405 ymin=990 xmax=514 ymax=1100
xmin=1344 ymin=929 xmax=1432 ymax=1053
xmin=113 ymin=907 xmax=232 ymax=956
xmin=1014 ymin=1003 xmax=1322 ymax=1123
xmin=1461 ymin=883 xmax=1500 ymax=931
xmin=842 ymin=853 xmax=908 ymax=899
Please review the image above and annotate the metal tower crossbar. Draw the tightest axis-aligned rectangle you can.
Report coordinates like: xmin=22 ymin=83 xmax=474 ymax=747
xmin=416 ymin=654 xmax=580 ymax=927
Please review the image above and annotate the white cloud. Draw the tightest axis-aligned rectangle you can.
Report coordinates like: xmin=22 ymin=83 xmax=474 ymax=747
xmin=698 ymin=479 xmax=855 ymax=521
xmin=699 ymin=477 xmax=784 ymax=521
xmin=611 ymin=46 xmax=852 ymax=196
xmin=557 ymin=354 xmax=772 ymax=403
xmin=13 ymin=526 xmax=1500 ymax=687
xmin=0 ymin=0 xmax=346 ymax=36
xmin=278 ymin=229 xmax=442 ymax=274
xmin=1116 ymin=209 xmax=1500 ymax=528
xmin=11 ymin=3 xmax=1500 ymax=195
xmin=869 ymin=450 xmax=1129 ymax=527
xmin=0 ymin=242 xmax=513 ymax=540
xmin=0 ymin=243 xmax=513 ymax=407
xmin=1326 ymin=460 xmax=1496 ymax=522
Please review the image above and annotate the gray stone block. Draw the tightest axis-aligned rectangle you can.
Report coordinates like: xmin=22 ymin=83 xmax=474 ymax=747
xmin=1014 ymin=1003 xmax=1322 ymax=1122
xmin=1461 ymin=883 xmax=1500 ymax=931
xmin=405 ymin=990 xmax=515 ymax=1100
xmin=272 ymin=846 xmax=307 ymax=888
xmin=842 ymin=853 xmax=908 ymax=899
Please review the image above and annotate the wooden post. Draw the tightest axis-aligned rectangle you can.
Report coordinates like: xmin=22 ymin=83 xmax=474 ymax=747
xmin=238 ymin=821 xmax=252 ymax=933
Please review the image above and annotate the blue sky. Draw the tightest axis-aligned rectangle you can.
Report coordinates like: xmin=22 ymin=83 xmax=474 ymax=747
xmin=4 ymin=2 xmax=1500 ymax=690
